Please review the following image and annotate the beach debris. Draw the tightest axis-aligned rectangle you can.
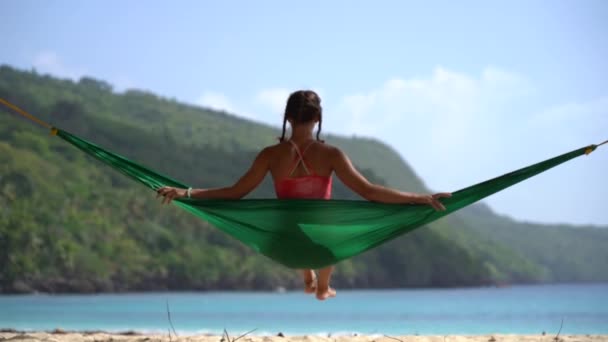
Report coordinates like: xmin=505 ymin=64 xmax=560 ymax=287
xmin=83 ymin=330 xmax=106 ymax=335
xmin=51 ymin=328 xmax=67 ymax=334
xmin=488 ymin=336 xmax=496 ymax=342
xmin=166 ymin=299 xmax=178 ymax=340
xmin=383 ymin=335 xmax=404 ymax=342
xmin=0 ymin=328 xmax=19 ymax=333
xmin=276 ymin=332 xmax=285 ymax=337
xmin=119 ymin=331 xmax=139 ymax=336
xmin=554 ymin=318 xmax=564 ymax=341
xmin=221 ymin=328 xmax=258 ymax=342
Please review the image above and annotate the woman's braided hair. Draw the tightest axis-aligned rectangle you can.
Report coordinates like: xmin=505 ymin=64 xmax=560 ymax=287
xmin=279 ymin=90 xmax=323 ymax=142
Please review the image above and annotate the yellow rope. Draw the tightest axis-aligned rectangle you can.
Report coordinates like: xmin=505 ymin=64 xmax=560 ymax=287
xmin=585 ymin=139 xmax=607 ymax=155
xmin=0 ymin=97 xmax=57 ymax=135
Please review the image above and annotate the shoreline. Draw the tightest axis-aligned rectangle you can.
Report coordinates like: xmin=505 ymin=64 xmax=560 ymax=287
xmin=3 ymin=282 xmax=608 ymax=295
xmin=1 ymin=330 xmax=608 ymax=342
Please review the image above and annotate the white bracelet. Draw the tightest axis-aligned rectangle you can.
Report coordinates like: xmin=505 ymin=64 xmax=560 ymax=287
xmin=187 ymin=187 xmax=192 ymax=198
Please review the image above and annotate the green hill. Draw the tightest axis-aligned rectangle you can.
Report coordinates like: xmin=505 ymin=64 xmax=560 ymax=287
xmin=1 ymin=65 xmax=606 ymax=293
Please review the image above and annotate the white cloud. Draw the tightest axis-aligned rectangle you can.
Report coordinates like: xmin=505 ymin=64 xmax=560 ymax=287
xmin=33 ymin=51 xmax=87 ymax=80
xmin=194 ymin=91 xmax=260 ymax=121
xmin=196 ymin=92 xmax=237 ymax=112
xmin=256 ymin=88 xmax=291 ymax=115
xmin=112 ymin=75 xmax=139 ymax=92
xmin=32 ymin=51 xmax=139 ymax=92
xmin=323 ymin=67 xmax=606 ymax=225
xmin=526 ymin=96 xmax=608 ymax=147
xmin=329 ymin=66 xmax=531 ymax=175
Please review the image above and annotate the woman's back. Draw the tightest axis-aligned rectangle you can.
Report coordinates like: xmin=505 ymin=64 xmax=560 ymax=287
xmin=269 ymin=140 xmax=333 ymax=199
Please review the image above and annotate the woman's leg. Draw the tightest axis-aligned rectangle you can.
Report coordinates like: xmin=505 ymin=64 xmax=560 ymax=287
xmin=315 ymin=266 xmax=336 ymax=300
xmin=301 ymin=269 xmax=316 ymax=293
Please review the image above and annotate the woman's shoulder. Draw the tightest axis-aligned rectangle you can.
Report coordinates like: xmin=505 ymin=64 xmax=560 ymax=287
xmin=264 ymin=140 xmax=341 ymax=153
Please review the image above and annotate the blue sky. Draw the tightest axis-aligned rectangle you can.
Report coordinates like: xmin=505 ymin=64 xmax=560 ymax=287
xmin=1 ymin=0 xmax=607 ymax=225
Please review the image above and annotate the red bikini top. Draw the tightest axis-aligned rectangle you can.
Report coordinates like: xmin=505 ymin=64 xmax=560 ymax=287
xmin=274 ymin=140 xmax=332 ymax=200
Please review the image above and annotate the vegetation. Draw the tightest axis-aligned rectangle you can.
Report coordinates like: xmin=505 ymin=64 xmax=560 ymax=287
xmin=1 ymin=65 xmax=607 ymax=293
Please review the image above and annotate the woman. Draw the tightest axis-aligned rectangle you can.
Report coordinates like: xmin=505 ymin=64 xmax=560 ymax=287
xmin=157 ymin=90 xmax=451 ymax=301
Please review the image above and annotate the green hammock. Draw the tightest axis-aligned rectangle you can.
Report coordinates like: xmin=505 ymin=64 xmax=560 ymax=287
xmin=53 ymin=128 xmax=602 ymax=269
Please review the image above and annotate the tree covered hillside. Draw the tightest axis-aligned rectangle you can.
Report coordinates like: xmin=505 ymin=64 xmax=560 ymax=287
xmin=1 ymin=65 xmax=606 ymax=293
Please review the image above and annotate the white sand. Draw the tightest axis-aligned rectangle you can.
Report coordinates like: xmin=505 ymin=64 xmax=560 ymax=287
xmin=1 ymin=331 xmax=607 ymax=342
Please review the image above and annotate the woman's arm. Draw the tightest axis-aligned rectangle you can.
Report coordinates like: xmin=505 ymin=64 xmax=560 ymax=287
xmin=156 ymin=148 xmax=271 ymax=204
xmin=331 ymin=147 xmax=451 ymax=210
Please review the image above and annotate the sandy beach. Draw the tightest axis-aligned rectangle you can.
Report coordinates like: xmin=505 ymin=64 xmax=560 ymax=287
xmin=1 ymin=331 xmax=607 ymax=342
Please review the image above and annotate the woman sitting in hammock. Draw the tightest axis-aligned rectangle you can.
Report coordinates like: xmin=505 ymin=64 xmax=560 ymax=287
xmin=157 ymin=90 xmax=451 ymax=301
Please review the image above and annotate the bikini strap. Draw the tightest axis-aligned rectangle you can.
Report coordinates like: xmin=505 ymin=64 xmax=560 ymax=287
xmin=287 ymin=140 xmax=316 ymax=176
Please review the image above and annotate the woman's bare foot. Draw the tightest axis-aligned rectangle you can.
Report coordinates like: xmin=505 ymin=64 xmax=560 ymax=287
xmin=301 ymin=269 xmax=316 ymax=294
xmin=315 ymin=286 xmax=336 ymax=301
xmin=304 ymin=277 xmax=317 ymax=294
xmin=314 ymin=266 xmax=336 ymax=300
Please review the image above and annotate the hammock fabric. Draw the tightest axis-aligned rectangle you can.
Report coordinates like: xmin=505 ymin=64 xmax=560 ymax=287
xmin=53 ymin=129 xmax=601 ymax=269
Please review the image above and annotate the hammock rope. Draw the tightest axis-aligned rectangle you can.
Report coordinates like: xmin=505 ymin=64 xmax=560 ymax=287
xmin=1 ymin=98 xmax=604 ymax=269
xmin=596 ymin=140 xmax=608 ymax=147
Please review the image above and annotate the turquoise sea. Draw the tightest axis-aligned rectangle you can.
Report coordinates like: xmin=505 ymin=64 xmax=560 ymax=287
xmin=1 ymin=284 xmax=607 ymax=336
